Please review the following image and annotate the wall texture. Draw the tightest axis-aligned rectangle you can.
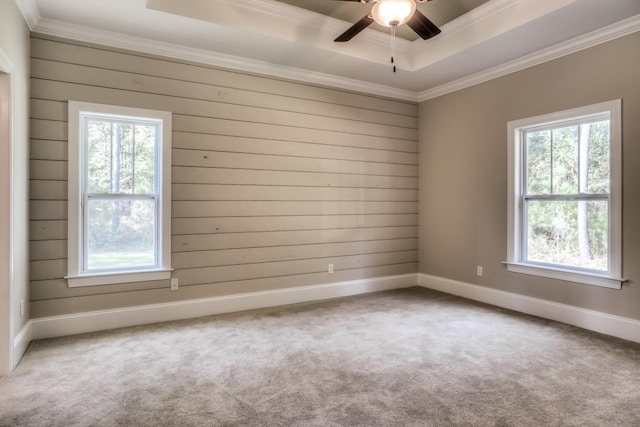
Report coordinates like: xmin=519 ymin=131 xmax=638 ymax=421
xmin=419 ymin=31 xmax=640 ymax=320
xmin=0 ymin=0 xmax=30 ymax=340
xmin=29 ymin=35 xmax=419 ymax=318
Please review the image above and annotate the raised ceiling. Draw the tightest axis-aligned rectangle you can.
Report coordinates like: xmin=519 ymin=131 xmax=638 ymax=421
xmin=17 ymin=0 xmax=640 ymax=101
xmin=274 ymin=0 xmax=491 ymax=41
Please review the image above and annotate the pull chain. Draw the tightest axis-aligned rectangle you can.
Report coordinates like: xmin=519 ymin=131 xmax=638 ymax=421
xmin=390 ymin=26 xmax=396 ymax=73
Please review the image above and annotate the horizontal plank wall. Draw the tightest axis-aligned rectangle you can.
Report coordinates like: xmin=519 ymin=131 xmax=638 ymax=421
xmin=29 ymin=35 xmax=419 ymax=318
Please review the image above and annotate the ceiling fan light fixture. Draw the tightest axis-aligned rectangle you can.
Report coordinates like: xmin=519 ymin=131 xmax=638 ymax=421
xmin=371 ymin=0 xmax=416 ymax=27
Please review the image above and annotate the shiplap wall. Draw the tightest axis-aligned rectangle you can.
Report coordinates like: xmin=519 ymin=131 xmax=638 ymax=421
xmin=29 ymin=35 xmax=419 ymax=318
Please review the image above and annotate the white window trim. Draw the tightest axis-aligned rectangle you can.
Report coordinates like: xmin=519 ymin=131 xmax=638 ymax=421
xmin=506 ymin=99 xmax=623 ymax=289
xmin=66 ymin=101 xmax=172 ymax=287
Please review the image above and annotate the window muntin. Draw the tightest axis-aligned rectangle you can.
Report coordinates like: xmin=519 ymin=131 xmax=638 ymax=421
xmin=67 ymin=102 xmax=172 ymax=287
xmin=506 ymin=100 xmax=622 ymax=289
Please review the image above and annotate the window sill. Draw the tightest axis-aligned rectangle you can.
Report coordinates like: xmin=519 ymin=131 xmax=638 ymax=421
xmin=65 ymin=268 xmax=173 ymax=288
xmin=503 ymin=262 xmax=624 ymax=289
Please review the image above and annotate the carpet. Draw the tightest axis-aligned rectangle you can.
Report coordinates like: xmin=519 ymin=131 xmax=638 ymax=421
xmin=1 ymin=287 xmax=639 ymax=426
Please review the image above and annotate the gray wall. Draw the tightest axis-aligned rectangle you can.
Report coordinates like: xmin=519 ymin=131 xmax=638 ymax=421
xmin=0 ymin=0 xmax=30 ymax=336
xmin=29 ymin=35 xmax=419 ymax=318
xmin=419 ymin=31 xmax=640 ymax=320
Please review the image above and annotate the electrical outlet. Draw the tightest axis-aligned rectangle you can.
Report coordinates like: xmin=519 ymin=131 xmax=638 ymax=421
xmin=170 ymin=278 xmax=179 ymax=291
xmin=328 ymin=264 xmax=334 ymax=274
xmin=20 ymin=300 xmax=24 ymax=317
xmin=476 ymin=266 xmax=483 ymax=277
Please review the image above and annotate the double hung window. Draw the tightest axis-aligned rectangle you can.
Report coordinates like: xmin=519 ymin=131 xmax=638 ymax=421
xmin=66 ymin=102 xmax=172 ymax=287
xmin=506 ymin=100 xmax=622 ymax=288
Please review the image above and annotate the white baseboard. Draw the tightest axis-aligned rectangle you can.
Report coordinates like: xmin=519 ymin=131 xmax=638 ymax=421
xmin=31 ymin=273 xmax=418 ymax=340
xmin=26 ymin=272 xmax=640 ymax=347
xmin=418 ymin=273 xmax=640 ymax=344
xmin=13 ymin=320 xmax=32 ymax=368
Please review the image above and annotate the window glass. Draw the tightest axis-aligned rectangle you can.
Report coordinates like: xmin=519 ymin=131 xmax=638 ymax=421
xmin=526 ymin=200 xmax=608 ymax=271
xmin=551 ymin=126 xmax=578 ymax=195
xmin=87 ymin=120 xmax=113 ymax=193
xmin=134 ymin=125 xmax=157 ymax=194
xmin=526 ymin=130 xmax=551 ymax=195
xmin=86 ymin=198 xmax=156 ymax=270
xmin=587 ymin=121 xmax=610 ymax=194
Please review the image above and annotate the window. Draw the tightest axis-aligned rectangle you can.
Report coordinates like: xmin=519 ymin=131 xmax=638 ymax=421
xmin=66 ymin=102 xmax=172 ymax=287
xmin=506 ymin=100 xmax=622 ymax=289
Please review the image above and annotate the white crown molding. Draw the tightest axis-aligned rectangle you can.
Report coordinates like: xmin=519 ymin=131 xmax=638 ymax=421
xmin=418 ymin=13 xmax=640 ymax=101
xmin=29 ymin=274 xmax=418 ymax=340
xmin=33 ymin=18 xmax=419 ymax=102
xmin=411 ymin=0 xmax=520 ymax=55
xmin=13 ymin=0 xmax=40 ymax=30
xmin=418 ymin=274 xmax=640 ymax=344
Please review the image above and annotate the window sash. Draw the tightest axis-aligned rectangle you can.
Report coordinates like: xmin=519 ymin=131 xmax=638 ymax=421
xmin=79 ymin=110 xmax=163 ymax=275
xmin=520 ymin=197 xmax=610 ymax=273
xmin=521 ymin=117 xmax=611 ymax=198
xmin=81 ymin=193 xmax=160 ymax=274
xmin=518 ymin=115 xmax=612 ymax=272
xmin=81 ymin=117 xmax=160 ymax=196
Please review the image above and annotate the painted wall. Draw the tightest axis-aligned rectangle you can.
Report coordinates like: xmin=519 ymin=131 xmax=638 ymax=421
xmin=0 ymin=0 xmax=30 ymax=342
xmin=419 ymin=31 xmax=640 ymax=320
xmin=29 ymin=35 xmax=419 ymax=318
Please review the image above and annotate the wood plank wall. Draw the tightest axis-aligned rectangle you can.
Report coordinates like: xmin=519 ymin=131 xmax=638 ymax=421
xmin=29 ymin=35 xmax=419 ymax=318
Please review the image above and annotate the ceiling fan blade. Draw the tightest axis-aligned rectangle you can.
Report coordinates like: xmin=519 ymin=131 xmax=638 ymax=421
xmin=334 ymin=15 xmax=374 ymax=42
xmin=406 ymin=9 xmax=441 ymax=40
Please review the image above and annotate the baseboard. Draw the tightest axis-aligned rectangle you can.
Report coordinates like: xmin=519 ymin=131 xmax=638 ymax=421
xmin=13 ymin=320 xmax=32 ymax=368
xmin=31 ymin=273 xmax=418 ymax=340
xmin=25 ymin=273 xmax=640 ymax=347
xmin=418 ymin=273 xmax=640 ymax=344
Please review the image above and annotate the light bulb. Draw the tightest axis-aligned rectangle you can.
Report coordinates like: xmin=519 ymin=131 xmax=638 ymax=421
xmin=371 ymin=0 xmax=416 ymax=27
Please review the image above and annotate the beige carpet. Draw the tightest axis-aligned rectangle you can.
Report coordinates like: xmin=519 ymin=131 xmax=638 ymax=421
xmin=1 ymin=287 xmax=639 ymax=426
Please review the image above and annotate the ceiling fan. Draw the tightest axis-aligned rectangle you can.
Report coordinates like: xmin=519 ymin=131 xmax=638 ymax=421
xmin=333 ymin=0 xmax=441 ymax=43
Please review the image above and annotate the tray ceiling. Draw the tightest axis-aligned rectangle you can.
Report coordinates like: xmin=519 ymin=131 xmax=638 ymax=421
xmin=274 ymin=0 xmax=491 ymax=41
xmin=18 ymin=0 xmax=640 ymax=100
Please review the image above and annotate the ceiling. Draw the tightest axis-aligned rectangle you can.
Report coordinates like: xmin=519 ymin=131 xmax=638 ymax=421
xmin=274 ymin=0 xmax=491 ymax=41
xmin=16 ymin=0 xmax=640 ymax=101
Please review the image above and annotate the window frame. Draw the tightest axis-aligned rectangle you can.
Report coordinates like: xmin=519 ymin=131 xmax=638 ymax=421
xmin=506 ymin=100 xmax=623 ymax=289
xmin=66 ymin=101 xmax=172 ymax=287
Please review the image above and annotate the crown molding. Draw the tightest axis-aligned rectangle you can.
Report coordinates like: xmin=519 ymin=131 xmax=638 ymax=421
xmin=13 ymin=0 xmax=40 ymax=30
xmin=417 ymin=13 xmax=640 ymax=102
xmin=411 ymin=0 xmax=519 ymax=56
xmin=33 ymin=18 xmax=418 ymax=102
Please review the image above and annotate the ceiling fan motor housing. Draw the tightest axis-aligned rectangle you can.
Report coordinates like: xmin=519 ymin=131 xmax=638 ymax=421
xmin=372 ymin=0 xmax=417 ymax=27
xmin=334 ymin=0 xmax=441 ymax=43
